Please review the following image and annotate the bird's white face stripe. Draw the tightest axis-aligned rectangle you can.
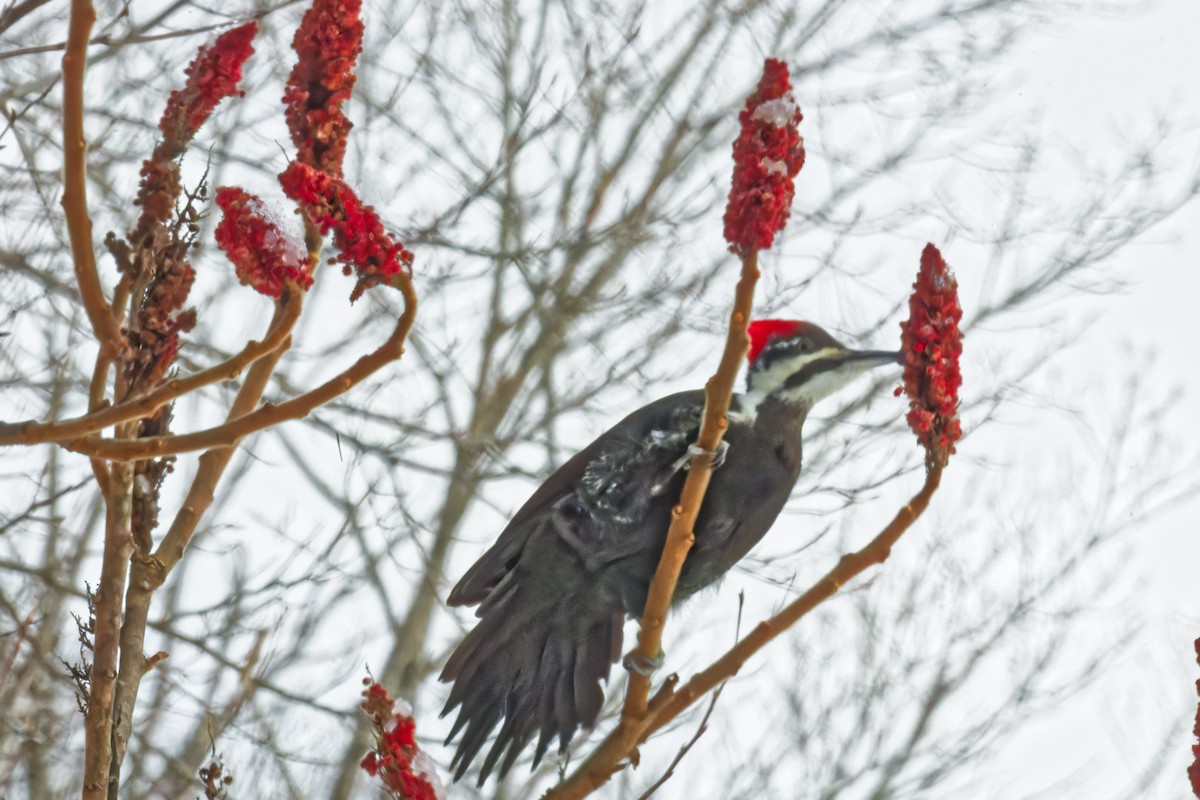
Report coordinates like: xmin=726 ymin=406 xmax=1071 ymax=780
xmin=738 ymin=347 xmax=844 ymax=422
xmin=775 ymin=359 xmax=875 ymax=407
xmin=748 ymin=347 xmax=841 ymax=396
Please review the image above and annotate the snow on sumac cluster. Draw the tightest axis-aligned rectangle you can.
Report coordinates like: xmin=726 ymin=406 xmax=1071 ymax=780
xmin=723 ymin=58 xmax=806 ymax=255
xmin=359 ymin=681 xmax=443 ymax=800
xmin=213 ymin=188 xmax=313 ymax=297
xmin=206 ymin=0 xmax=412 ymax=303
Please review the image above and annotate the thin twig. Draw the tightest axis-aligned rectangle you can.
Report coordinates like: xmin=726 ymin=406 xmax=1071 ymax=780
xmin=626 ymin=248 xmax=760 ymax=716
xmin=85 ymin=349 xmax=112 ymax=493
xmin=62 ymin=274 xmax=418 ymax=461
xmin=60 ymin=0 xmax=117 ymax=352
xmin=0 ymin=604 xmax=39 ymax=690
xmin=634 ymin=593 xmax=742 ymax=800
xmin=633 ymin=684 xmax=725 ymax=800
xmin=0 ymin=290 xmax=303 ymax=445
xmin=644 ymin=462 xmax=943 ymax=732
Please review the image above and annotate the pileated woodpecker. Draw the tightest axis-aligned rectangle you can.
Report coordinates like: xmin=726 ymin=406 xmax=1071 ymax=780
xmin=441 ymin=319 xmax=901 ymax=782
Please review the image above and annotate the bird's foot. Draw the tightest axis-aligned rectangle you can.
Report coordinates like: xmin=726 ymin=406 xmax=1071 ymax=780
xmin=694 ymin=440 xmax=730 ymax=470
xmin=622 ymin=650 xmax=665 ymax=677
xmin=651 ymin=441 xmax=730 ymax=496
xmin=673 ymin=441 xmax=730 ymax=474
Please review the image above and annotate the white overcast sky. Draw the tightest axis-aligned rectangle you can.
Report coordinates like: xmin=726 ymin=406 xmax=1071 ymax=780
xmin=979 ymin=2 xmax=1200 ymax=797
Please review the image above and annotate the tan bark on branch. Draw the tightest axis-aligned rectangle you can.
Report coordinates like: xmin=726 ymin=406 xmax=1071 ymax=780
xmin=105 ymin=294 xmax=306 ymax=795
xmin=61 ymin=2 xmax=125 ymax=797
xmin=644 ymin=461 xmax=943 ymax=731
xmin=60 ymin=0 xmax=118 ymax=354
xmin=624 ymin=248 xmax=760 ymax=716
xmin=82 ymin=461 xmax=132 ymax=800
xmin=542 ymin=249 xmax=761 ymax=799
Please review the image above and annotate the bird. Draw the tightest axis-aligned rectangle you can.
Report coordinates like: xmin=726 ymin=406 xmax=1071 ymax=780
xmin=440 ymin=319 xmax=901 ymax=783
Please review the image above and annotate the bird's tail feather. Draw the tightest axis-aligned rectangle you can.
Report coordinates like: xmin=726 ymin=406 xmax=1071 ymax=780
xmin=440 ymin=579 xmax=622 ymax=784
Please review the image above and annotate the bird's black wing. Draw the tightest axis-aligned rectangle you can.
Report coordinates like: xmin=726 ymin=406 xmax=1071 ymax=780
xmin=441 ymin=390 xmax=707 ymax=782
xmin=446 ymin=389 xmax=706 ymax=608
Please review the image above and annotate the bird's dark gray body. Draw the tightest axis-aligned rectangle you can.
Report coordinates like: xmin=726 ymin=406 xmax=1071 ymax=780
xmin=441 ymin=390 xmax=809 ymax=781
xmin=440 ymin=319 xmax=899 ymax=783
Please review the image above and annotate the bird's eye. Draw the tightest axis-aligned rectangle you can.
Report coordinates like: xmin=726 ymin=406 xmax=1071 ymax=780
xmin=799 ymin=340 xmax=810 ymax=352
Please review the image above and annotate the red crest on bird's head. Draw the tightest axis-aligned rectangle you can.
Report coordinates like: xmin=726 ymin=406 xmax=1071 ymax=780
xmin=747 ymin=319 xmax=807 ymax=364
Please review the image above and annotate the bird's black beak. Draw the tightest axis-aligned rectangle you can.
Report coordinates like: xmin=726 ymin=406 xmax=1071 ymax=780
xmin=841 ymin=348 xmax=904 ymax=367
